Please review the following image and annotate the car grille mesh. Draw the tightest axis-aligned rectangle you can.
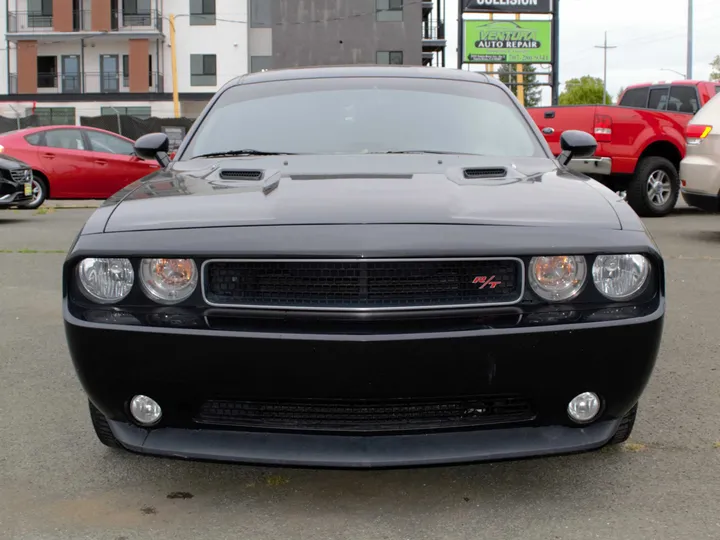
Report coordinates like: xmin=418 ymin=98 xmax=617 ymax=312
xmin=195 ymin=395 xmax=535 ymax=433
xmin=9 ymin=169 xmax=29 ymax=183
xmin=203 ymin=259 xmax=522 ymax=309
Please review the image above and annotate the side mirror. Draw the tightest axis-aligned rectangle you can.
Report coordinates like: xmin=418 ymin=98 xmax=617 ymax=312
xmin=558 ymin=130 xmax=598 ymax=167
xmin=134 ymin=133 xmax=171 ymax=168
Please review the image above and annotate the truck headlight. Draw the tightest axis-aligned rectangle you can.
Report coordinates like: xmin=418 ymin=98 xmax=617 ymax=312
xmin=77 ymin=258 xmax=135 ymax=304
xmin=592 ymin=254 xmax=650 ymax=301
xmin=140 ymin=258 xmax=198 ymax=304
xmin=529 ymin=256 xmax=587 ymax=301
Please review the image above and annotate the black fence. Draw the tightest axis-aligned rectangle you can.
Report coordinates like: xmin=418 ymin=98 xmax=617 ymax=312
xmin=80 ymin=115 xmax=196 ymax=151
xmin=0 ymin=114 xmax=42 ymax=134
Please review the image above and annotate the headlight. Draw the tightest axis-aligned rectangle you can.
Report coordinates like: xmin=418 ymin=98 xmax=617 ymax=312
xmin=140 ymin=258 xmax=198 ymax=304
xmin=529 ymin=256 xmax=587 ymax=301
xmin=592 ymin=254 xmax=650 ymax=301
xmin=77 ymin=258 xmax=135 ymax=304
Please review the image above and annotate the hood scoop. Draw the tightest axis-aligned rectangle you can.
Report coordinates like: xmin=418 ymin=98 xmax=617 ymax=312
xmin=463 ymin=167 xmax=507 ymax=179
xmin=218 ymin=169 xmax=264 ymax=180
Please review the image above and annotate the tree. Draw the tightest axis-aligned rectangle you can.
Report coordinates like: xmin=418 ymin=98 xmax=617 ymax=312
xmin=710 ymin=55 xmax=720 ymax=82
xmin=558 ymin=76 xmax=613 ymax=105
xmin=498 ymin=64 xmax=542 ymax=107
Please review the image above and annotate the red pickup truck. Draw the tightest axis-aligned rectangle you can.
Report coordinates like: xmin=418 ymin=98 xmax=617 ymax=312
xmin=528 ymin=80 xmax=720 ymax=217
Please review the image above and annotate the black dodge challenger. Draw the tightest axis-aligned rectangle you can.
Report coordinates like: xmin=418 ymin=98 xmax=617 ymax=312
xmin=63 ymin=66 xmax=665 ymax=468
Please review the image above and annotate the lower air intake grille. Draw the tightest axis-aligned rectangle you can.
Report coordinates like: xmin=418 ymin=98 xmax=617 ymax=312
xmin=203 ymin=258 xmax=523 ymax=310
xmin=195 ymin=395 xmax=535 ymax=433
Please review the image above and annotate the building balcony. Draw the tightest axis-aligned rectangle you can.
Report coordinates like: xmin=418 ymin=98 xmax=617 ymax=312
xmin=422 ymin=0 xmax=435 ymax=15
xmin=6 ymin=9 xmax=162 ymax=39
xmin=422 ymin=18 xmax=446 ymax=52
xmin=9 ymin=72 xmax=165 ymax=95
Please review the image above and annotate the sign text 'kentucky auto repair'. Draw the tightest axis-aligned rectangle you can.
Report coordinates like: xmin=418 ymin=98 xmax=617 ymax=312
xmin=463 ymin=0 xmax=552 ymax=13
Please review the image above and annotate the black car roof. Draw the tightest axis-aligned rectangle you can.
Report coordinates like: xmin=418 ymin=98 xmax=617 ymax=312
xmin=226 ymin=65 xmax=494 ymax=88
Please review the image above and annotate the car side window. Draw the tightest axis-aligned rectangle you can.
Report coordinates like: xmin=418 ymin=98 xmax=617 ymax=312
xmin=668 ymin=86 xmax=700 ymax=113
xmin=647 ymin=87 xmax=670 ymax=111
xmin=619 ymin=87 xmax=649 ymax=108
xmin=44 ymin=129 xmax=87 ymax=151
xmin=24 ymin=133 xmax=42 ymax=146
xmin=86 ymin=131 xmax=134 ymax=155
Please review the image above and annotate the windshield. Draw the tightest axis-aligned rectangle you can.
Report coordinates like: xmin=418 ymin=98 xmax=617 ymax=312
xmin=181 ymin=77 xmax=546 ymax=159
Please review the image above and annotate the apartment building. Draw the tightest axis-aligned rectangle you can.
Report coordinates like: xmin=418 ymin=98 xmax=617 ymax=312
xmin=0 ymin=0 xmax=446 ymax=125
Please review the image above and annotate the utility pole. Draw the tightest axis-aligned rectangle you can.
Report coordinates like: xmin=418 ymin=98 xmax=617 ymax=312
xmin=595 ymin=32 xmax=617 ymax=105
xmin=687 ymin=0 xmax=694 ymax=79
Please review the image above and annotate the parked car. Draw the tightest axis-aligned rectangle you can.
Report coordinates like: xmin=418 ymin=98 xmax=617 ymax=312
xmin=0 ymin=154 xmax=33 ymax=209
xmin=680 ymin=92 xmax=720 ymax=213
xmin=528 ymin=80 xmax=719 ymax=217
xmin=64 ymin=66 xmax=665 ymax=468
xmin=0 ymin=125 xmax=161 ymax=209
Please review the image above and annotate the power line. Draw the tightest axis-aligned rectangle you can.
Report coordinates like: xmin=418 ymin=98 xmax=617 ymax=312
xmin=594 ymin=31 xmax=617 ymax=105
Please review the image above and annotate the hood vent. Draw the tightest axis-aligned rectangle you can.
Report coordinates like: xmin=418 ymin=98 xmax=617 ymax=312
xmin=219 ymin=169 xmax=264 ymax=180
xmin=463 ymin=167 xmax=507 ymax=179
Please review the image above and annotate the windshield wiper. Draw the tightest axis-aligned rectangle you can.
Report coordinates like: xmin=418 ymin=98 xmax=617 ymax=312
xmin=375 ymin=150 xmax=483 ymax=155
xmin=191 ymin=149 xmax=298 ymax=159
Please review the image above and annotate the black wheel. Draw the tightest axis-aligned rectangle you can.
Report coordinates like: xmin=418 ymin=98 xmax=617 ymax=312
xmin=626 ymin=157 xmax=679 ymax=217
xmin=23 ymin=174 xmax=48 ymax=210
xmin=606 ymin=404 xmax=638 ymax=446
xmin=88 ymin=401 xmax=124 ymax=449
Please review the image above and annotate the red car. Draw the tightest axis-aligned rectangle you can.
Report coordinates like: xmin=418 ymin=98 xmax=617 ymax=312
xmin=0 ymin=125 xmax=161 ymax=208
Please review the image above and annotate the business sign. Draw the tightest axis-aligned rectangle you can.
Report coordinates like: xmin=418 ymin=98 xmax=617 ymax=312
xmin=463 ymin=0 xmax=552 ymax=13
xmin=464 ymin=20 xmax=552 ymax=63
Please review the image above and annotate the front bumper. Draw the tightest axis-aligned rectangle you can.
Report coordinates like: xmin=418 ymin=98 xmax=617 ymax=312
xmin=65 ymin=301 xmax=664 ymax=468
xmin=681 ymin=188 xmax=720 ymax=213
xmin=0 ymin=189 xmax=32 ymax=207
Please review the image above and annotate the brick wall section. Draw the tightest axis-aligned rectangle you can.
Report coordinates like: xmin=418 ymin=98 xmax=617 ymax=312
xmin=91 ymin=0 xmax=111 ymax=31
xmin=17 ymin=41 xmax=38 ymax=93
xmin=52 ymin=0 xmax=74 ymax=32
xmin=129 ymin=39 xmax=150 ymax=92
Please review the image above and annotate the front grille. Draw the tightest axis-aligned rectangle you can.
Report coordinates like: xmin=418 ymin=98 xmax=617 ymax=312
xmin=195 ymin=395 xmax=535 ymax=433
xmin=203 ymin=259 xmax=523 ymax=310
xmin=9 ymin=169 xmax=29 ymax=184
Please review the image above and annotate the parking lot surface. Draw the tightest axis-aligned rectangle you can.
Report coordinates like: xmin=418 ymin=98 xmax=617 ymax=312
xmin=1 ymin=205 xmax=719 ymax=540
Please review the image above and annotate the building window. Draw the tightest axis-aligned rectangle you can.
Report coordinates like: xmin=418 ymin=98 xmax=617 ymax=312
xmin=122 ymin=55 xmax=154 ymax=88
xmin=190 ymin=0 xmax=216 ymax=25
xmin=101 ymin=106 xmax=152 ymax=119
xmin=190 ymin=54 xmax=217 ymax=86
xmin=37 ymin=56 xmax=57 ymax=89
xmin=123 ymin=0 xmax=152 ymax=26
xmin=250 ymin=56 xmax=273 ymax=73
xmin=250 ymin=0 xmax=272 ymax=27
xmin=28 ymin=0 xmax=53 ymax=28
xmin=377 ymin=0 xmax=403 ymax=21
xmin=27 ymin=107 xmax=76 ymax=126
xmin=377 ymin=51 xmax=403 ymax=65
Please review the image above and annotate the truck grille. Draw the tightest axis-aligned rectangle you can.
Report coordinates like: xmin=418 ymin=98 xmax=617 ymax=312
xmin=203 ymin=258 xmax=523 ymax=310
xmin=195 ymin=395 xmax=535 ymax=433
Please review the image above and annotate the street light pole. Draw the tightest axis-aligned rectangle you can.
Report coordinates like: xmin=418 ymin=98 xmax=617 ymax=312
xmin=595 ymin=32 xmax=617 ymax=105
xmin=687 ymin=0 xmax=694 ymax=79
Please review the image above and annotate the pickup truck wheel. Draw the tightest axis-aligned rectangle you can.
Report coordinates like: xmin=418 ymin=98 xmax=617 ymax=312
xmin=627 ymin=157 xmax=679 ymax=217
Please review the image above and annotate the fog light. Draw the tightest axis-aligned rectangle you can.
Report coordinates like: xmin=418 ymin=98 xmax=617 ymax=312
xmin=567 ymin=392 xmax=601 ymax=424
xmin=129 ymin=395 xmax=162 ymax=426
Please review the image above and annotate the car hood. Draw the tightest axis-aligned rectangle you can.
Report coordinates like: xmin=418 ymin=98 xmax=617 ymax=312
xmin=102 ymin=155 xmax=623 ymax=233
xmin=0 ymin=153 xmax=31 ymax=170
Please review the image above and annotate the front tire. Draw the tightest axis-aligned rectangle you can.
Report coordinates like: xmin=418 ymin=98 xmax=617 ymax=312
xmin=606 ymin=404 xmax=638 ymax=446
xmin=626 ymin=157 xmax=679 ymax=217
xmin=89 ymin=401 xmax=124 ymax=449
xmin=23 ymin=175 xmax=48 ymax=210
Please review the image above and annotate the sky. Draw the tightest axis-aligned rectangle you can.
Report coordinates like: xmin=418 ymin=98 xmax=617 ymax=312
xmin=445 ymin=0 xmax=720 ymax=105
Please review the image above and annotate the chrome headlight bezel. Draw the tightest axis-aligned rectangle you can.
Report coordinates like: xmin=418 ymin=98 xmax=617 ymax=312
xmin=76 ymin=257 xmax=135 ymax=305
xmin=592 ymin=254 xmax=651 ymax=301
xmin=528 ymin=255 xmax=588 ymax=302
xmin=139 ymin=258 xmax=199 ymax=305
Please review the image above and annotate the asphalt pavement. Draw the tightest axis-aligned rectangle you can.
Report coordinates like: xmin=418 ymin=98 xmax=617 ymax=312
xmin=1 ymin=205 xmax=719 ymax=540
